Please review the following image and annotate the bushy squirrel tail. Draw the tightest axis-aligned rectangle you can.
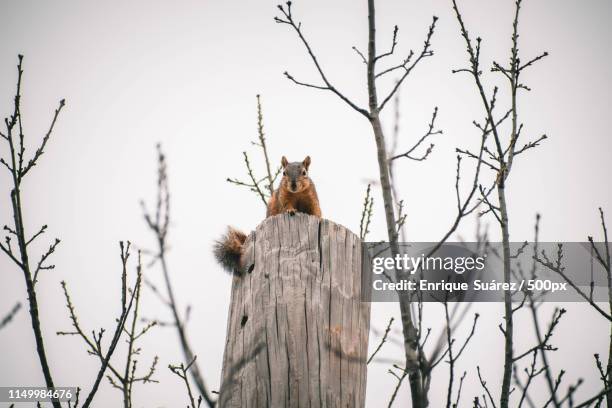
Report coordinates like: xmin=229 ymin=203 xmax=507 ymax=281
xmin=213 ymin=227 xmax=247 ymax=275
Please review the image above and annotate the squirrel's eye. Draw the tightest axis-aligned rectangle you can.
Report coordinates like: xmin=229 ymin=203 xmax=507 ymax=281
xmin=302 ymin=170 xmax=307 ymax=176
xmin=283 ymin=171 xmax=287 ymax=176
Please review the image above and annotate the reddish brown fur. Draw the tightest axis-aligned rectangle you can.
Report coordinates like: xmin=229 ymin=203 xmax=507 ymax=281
xmin=225 ymin=227 xmax=247 ymax=254
xmin=266 ymin=156 xmax=321 ymax=218
xmin=213 ymin=227 xmax=247 ymax=274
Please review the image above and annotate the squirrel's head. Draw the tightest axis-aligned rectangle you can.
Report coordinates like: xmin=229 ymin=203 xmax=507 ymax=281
xmin=281 ymin=156 xmax=311 ymax=193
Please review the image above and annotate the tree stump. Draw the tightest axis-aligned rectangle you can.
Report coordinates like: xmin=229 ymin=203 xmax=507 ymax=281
xmin=219 ymin=213 xmax=371 ymax=407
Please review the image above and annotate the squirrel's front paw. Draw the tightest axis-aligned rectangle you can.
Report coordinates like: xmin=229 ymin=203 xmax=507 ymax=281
xmin=286 ymin=209 xmax=296 ymax=216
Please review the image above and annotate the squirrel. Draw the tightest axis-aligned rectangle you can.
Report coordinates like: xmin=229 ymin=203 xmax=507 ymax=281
xmin=214 ymin=155 xmax=321 ymax=274
xmin=266 ymin=155 xmax=321 ymax=218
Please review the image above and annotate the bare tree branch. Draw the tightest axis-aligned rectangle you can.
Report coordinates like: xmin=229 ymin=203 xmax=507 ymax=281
xmin=141 ymin=145 xmax=216 ymax=407
xmin=359 ymin=183 xmax=374 ymax=240
xmin=477 ymin=366 xmax=497 ymax=408
xmin=0 ymin=55 xmax=64 ymax=408
xmin=100 ymin=251 xmax=159 ymax=408
xmin=227 ymin=151 xmax=268 ymax=205
xmin=387 ymin=363 xmax=409 ymax=407
xmin=389 ymin=107 xmax=441 ymax=162
xmin=513 ymin=308 xmax=565 ymax=362
xmin=0 ymin=302 xmax=21 ymax=331
xmin=253 ymin=94 xmax=276 ymax=196
xmin=275 ymin=1 xmax=369 ymax=117
xmin=378 ymin=17 xmax=437 ymax=111
xmin=535 ymin=247 xmax=611 ymax=321
xmin=170 ymin=356 xmax=203 ymax=408
xmin=58 ymin=242 xmax=140 ymax=408
xmin=451 ymin=1 xmax=549 ymax=406
xmin=227 ymin=95 xmax=281 ymax=206
xmin=368 ymin=317 xmax=394 ymax=364
xmin=352 ymin=46 xmax=368 ymax=64
xmin=375 ymin=25 xmax=399 ymax=62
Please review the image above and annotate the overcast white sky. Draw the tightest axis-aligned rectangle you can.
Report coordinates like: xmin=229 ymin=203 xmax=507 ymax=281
xmin=1 ymin=0 xmax=611 ymax=406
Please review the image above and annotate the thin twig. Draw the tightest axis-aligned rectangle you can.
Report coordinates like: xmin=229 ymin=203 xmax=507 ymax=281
xmin=389 ymin=107 xmax=441 ymax=162
xmin=58 ymin=242 xmax=141 ymax=408
xmin=0 ymin=302 xmax=21 ymax=331
xmin=169 ymin=356 xmax=203 ymax=408
xmin=368 ymin=317 xmax=394 ymax=364
xmin=359 ymin=184 xmax=374 ymax=240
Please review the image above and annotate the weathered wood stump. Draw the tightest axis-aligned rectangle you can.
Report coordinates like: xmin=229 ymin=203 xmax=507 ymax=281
xmin=219 ymin=213 xmax=371 ymax=407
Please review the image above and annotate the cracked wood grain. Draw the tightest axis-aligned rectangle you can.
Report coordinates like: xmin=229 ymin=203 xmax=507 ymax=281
xmin=219 ymin=213 xmax=371 ymax=407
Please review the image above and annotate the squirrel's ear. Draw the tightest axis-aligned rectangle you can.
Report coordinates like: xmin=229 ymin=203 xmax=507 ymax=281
xmin=281 ymin=156 xmax=289 ymax=168
xmin=303 ymin=156 xmax=311 ymax=170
